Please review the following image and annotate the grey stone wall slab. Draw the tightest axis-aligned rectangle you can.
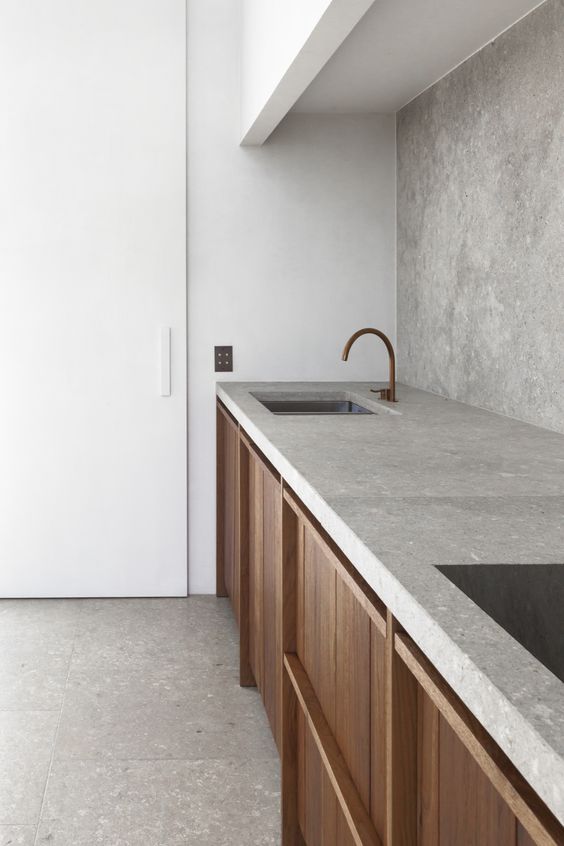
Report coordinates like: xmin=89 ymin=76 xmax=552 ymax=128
xmin=397 ymin=0 xmax=564 ymax=432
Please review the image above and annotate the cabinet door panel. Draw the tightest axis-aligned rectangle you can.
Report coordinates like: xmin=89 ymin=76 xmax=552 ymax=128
xmin=370 ymin=620 xmax=387 ymax=839
xmin=263 ymin=466 xmax=282 ymax=749
xmin=297 ymin=707 xmax=307 ymax=838
xmin=320 ymin=757 xmax=338 ymax=846
xmin=336 ymin=573 xmax=371 ymax=810
xmin=336 ymin=809 xmax=358 ymax=846
xmin=302 ymin=527 xmax=337 ymax=732
xmin=221 ymin=413 xmax=237 ymax=607
xmin=517 ymin=824 xmax=538 ymax=846
xmin=417 ymin=687 xmax=440 ymax=846
xmin=300 ymin=717 xmax=337 ymax=846
xmin=302 ymin=722 xmax=322 ymax=846
xmin=248 ymin=452 xmax=263 ymax=689
xmin=439 ymin=716 xmax=516 ymax=846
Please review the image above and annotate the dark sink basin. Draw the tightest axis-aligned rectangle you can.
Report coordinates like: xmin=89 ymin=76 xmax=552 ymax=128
xmin=437 ymin=563 xmax=564 ymax=682
xmin=257 ymin=399 xmax=373 ymax=415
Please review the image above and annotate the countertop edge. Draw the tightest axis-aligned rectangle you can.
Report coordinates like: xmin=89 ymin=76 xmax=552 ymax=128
xmin=216 ymin=383 xmax=564 ymax=826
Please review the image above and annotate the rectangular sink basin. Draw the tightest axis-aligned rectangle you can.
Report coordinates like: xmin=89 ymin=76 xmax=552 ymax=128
xmin=256 ymin=398 xmax=373 ymax=415
xmin=437 ymin=563 xmax=564 ymax=682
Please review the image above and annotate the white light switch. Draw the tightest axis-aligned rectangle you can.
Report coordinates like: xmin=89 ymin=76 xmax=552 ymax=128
xmin=160 ymin=327 xmax=171 ymax=396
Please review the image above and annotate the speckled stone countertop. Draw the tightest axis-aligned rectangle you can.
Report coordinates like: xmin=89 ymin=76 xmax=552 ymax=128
xmin=217 ymin=381 xmax=564 ymax=825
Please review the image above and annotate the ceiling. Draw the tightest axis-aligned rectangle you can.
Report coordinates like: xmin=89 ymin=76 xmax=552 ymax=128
xmin=292 ymin=0 xmax=546 ymax=114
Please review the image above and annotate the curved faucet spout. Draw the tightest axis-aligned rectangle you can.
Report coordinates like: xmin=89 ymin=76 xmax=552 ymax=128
xmin=341 ymin=327 xmax=397 ymax=402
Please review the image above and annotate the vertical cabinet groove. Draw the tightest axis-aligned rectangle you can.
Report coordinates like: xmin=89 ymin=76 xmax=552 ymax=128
xmin=262 ymin=465 xmax=282 ymax=750
xmin=370 ymin=622 xmax=387 ymax=839
xmin=216 ymin=403 xmax=238 ymax=607
xmin=336 ymin=574 xmax=371 ymax=810
xmin=239 ymin=431 xmax=283 ymax=750
xmin=248 ymin=449 xmax=264 ymax=689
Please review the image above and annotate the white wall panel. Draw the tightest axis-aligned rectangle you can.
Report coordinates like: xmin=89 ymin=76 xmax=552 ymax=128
xmin=0 ymin=0 xmax=187 ymax=597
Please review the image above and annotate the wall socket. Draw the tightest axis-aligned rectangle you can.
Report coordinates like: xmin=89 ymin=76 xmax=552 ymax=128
xmin=214 ymin=346 xmax=233 ymax=372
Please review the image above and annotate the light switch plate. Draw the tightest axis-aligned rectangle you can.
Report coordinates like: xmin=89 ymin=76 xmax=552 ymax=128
xmin=215 ymin=346 xmax=233 ymax=372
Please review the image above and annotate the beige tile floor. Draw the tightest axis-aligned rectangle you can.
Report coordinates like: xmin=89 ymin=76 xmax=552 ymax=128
xmin=0 ymin=597 xmax=280 ymax=845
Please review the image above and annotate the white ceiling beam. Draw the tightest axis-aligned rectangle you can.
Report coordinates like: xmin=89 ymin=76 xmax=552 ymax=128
xmin=240 ymin=0 xmax=377 ymax=147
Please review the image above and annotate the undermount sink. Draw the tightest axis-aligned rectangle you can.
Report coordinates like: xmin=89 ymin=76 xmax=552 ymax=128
xmin=253 ymin=395 xmax=374 ymax=415
xmin=437 ymin=563 xmax=564 ymax=683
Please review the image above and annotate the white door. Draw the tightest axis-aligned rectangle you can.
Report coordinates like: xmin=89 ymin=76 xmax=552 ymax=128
xmin=0 ymin=1 xmax=187 ymax=597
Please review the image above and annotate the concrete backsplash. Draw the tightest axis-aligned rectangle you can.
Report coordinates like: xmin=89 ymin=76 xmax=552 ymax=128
xmin=397 ymin=0 xmax=564 ymax=433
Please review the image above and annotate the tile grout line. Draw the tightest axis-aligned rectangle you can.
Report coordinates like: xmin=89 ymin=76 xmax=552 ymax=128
xmin=32 ymin=605 xmax=83 ymax=845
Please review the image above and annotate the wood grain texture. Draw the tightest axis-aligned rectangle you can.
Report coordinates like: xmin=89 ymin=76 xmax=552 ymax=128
xmin=285 ymin=653 xmax=383 ymax=846
xmin=230 ymin=417 xmax=240 ymax=623
xmin=417 ymin=687 xmax=440 ymax=846
xmin=215 ymin=403 xmax=227 ymax=598
xmin=283 ymin=488 xmax=386 ymax=634
xmin=282 ymin=662 xmax=306 ymax=845
xmin=321 ymin=758 xmax=339 ymax=846
xmin=298 ymin=706 xmax=307 ymax=838
xmin=282 ymin=491 xmax=300 ymax=657
xmin=306 ymin=722 xmax=338 ymax=846
xmin=302 ymin=526 xmax=337 ymax=733
xmin=440 ymin=715 xmax=516 ymax=845
xmin=370 ymin=621 xmax=387 ymax=842
xmin=237 ymin=439 xmax=254 ymax=687
xmin=296 ymin=518 xmax=305 ymax=663
xmin=386 ymin=613 xmax=418 ymax=846
xmin=517 ymin=823 xmax=541 ymax=846
xmin=263 ymin=465 xmax=282 ymax=751
xmin=395 ymin=633 xmax=564 ymax=846
xmin=303 ymin=719 xmax=323 ymax=846
xmin=216 ymin=402 xmax=240 ymax=611
xmin=337 ymin=807 xmax=361 ymax=846
xmin=248 ymin=450 xmax=264 ymax=690
xmin=336 ymin=573 xmax=371 ymax=810
xmin=222 ymin=409 xmax=237 ymax=608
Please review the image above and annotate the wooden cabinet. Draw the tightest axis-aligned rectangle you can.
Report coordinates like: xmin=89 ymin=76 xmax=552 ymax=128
xmin=241 ymin=434 xmax=283 ymax=750
xmin=284 ymin=491 xmax=387 ymax=846
xmin=216 ymin=403 xmax=564 ymax=846
xmin=248 ymin=447 xmax=264 ymax=689
xmin=392 ymin=633 xmax=564 ymax=846
xmin=217 ymin=404 xmax=283 ymax=741
xmin=262 ymin=464 xmax=283 ymax=747
xmin=216 ymin=402 xmax=239 ymax=613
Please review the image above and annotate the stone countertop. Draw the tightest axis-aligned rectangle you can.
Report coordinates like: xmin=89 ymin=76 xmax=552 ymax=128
xmin=216 ymin=381 xmax=564 ymax=825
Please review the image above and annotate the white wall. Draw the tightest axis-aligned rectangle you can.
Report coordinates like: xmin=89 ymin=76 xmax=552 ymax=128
xmin=188 ymin=0 xmax=396 ymax=594
xmin=0 ymin=0 xmax=187 ymax=597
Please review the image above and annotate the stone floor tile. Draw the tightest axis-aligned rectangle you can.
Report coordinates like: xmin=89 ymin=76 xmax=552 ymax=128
xmin=0 ymin=712 xmax=59 ymax=825
xmin=3 ymin=597 xmax=282 ymax=840
xmin=39 ymin=758 xmax=280 ymax=846
xmin=0 ymin=601 xmax=82 ymax=650
xmin=74 ymin=598 xmax=238 ymax=668
xmin=66 ymin=650 xmax=252 ymax=711
xmin=0 ymin=826 xmax=36 ymax=846
xmin=0 ymin=644 xmax=73 ymax=710
xmin=54 ymin=690 xmax=277 ymax=762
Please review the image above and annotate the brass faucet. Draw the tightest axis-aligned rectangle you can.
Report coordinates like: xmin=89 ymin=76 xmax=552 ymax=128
xmin=341 ymin=328 xmax=398 ymax=402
